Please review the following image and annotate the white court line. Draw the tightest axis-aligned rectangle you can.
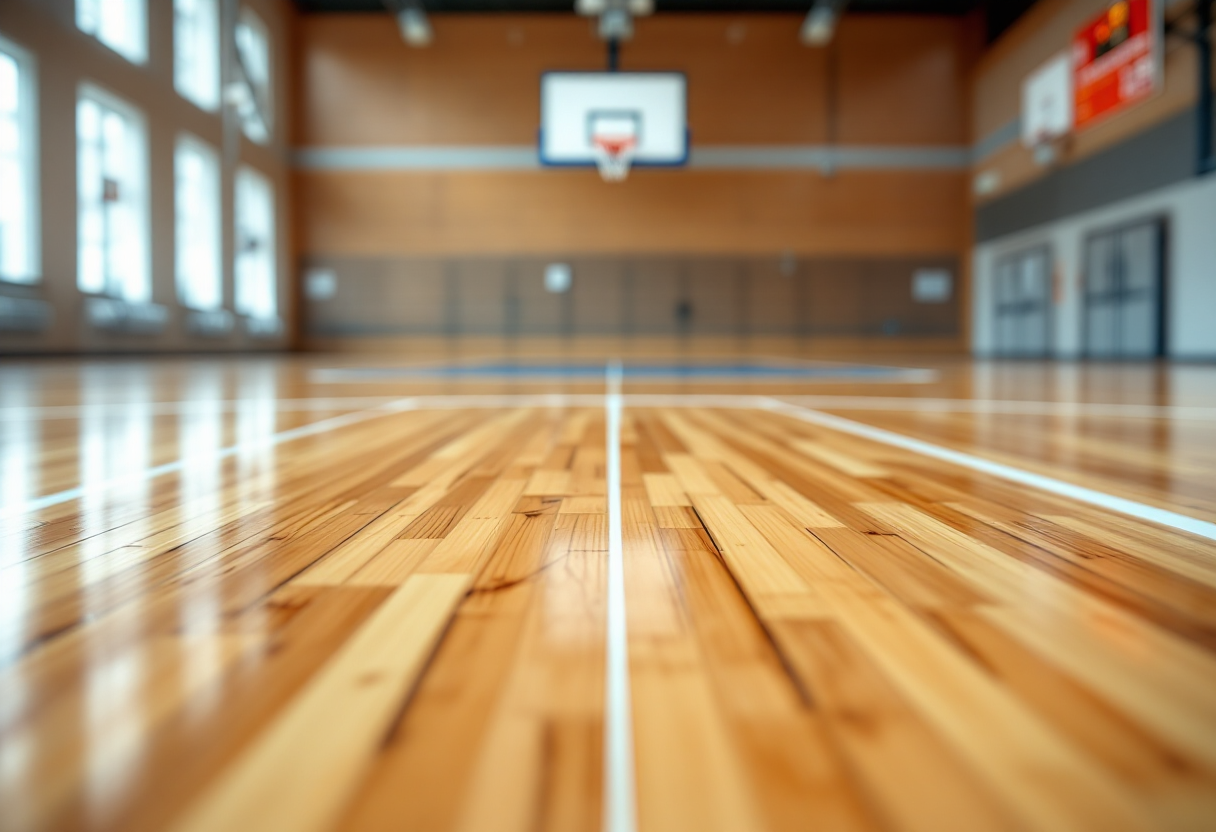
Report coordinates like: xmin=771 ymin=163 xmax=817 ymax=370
xmin=767 ymin=401 xmax=1216 ymax=542
xmin=310 ymin=365 xmax=937 ymax=385
xmin=10 ymin=391 xmax=1216 ymax=531
xmin=9 ymin=393 xmax=1216 ymax=422
xmin=0 ymin=395 xmax=615 ymax=520
xmin=4 ymin=385 xmax=1214 ymax=825
xmin=0 ymin=399 xmax=417 ymax=520
xmin=0 ymin=394 xmax=761 ymax=522
xmin=779 ymin=395 xmax=1216 ymax=421
xmin=603 ymin=361 xmax=638 ymax=832
xmin=0 ymin=396 xmax=407 ymax=421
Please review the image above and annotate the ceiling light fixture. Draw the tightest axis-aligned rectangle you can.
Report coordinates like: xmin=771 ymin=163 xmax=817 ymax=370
xmin=383 ymin=1 xmax=432 ymax=47
xmin=800 ymin=0 xmax=847 ymax=47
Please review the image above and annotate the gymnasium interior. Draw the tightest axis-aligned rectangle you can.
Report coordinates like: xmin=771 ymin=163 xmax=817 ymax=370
xmin=2 ymin=0 xmax=1216 ymax=829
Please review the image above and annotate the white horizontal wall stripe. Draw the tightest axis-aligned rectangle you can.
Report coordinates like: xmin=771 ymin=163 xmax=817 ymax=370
xmin=690 ymin=145 xmax=971 ymax=170
xmin=972 ymin=117 xmax=1021 ymax=162
xmin=295 ymin=146 xmax=539 ymax=171
xmin=293 ymin=144 xmax=973 ymax=172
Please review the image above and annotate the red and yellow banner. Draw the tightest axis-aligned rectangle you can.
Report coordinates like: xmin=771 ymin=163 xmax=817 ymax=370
xmin=1073 ymin=0 xmax=1158 ymax=129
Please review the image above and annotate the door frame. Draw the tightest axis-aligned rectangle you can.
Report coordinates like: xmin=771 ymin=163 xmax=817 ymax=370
xmin=1080 ymin=215 xmax=1168 ymax=360
xmin=992 ymin=243 xmax=1054 ymax=358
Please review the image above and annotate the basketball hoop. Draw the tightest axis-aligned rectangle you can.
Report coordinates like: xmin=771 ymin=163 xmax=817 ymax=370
xmin=539 ymin=74 xmax=687 ymax=180
xmin=1030 ymin=130 xmax=1067 ymax=167
xmin=1021 ymin=51 xmax=1073 ymax=168
xmin=592 ymin=135 xmax=636 ymax=182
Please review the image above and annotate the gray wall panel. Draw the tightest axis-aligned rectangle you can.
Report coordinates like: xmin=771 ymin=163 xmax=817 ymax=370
xmin=627 ymin=262 xmax=681 ymax=334
xmin=975 ymin=110 xmax=1196 ymax=243
xmin=455 ymin=261 xmax=508 ymax=335
xmin=746 ymin=260 xmax=799 ymax=335
xmin=684 ymin=262 xmax=741 ymax=335
xmin=515 ymin=259 xmax=568 ymax=335
xmin=303 ymin=254 xmax=961 ymax=339
xmin=806 ymin=261 xmax=865 ymax=335
xmin=571 ymin=260 xmax=625 ymax=334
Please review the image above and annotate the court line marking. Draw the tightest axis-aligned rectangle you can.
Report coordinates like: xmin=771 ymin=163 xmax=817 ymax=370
xmin=0 ymin=395 xmax=641 ymax=519
xmin=0 ymin=399 xmax=418 ymax=520
xmin=8 ymin=392 xmax=1213 ymax=541
xmin=6 ymin=393 xmax=1216 ymax=421
xmin=779 ymin=395 xmax=1216 ymax=420
xmin=1 ymin=388 xmax=650 ymax=821
xmin=766 ymin=401 xmax=1216 ymax=542
xmin=0 ymin=397 xmax=407 ymax=420
xmin=6 ymin=387 xmax=1214 ymax=821
xmin=309 ymin=365 xmax=936 ymax=384
xmin=603 ymin=361 xmax=638 ymax=832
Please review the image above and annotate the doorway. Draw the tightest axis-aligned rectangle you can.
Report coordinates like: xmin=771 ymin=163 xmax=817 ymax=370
xmin=1083 ymin=218 xmax=1166 ymax=359
xmin=993 ymin=246 xmax=1052 ymax=357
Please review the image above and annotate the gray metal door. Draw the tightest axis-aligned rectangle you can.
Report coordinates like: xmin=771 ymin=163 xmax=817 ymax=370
xmin=994 ymin=247 xmax=1051 ymax=357
xmin=1083 ymin=220 xmax=1163 ymax=358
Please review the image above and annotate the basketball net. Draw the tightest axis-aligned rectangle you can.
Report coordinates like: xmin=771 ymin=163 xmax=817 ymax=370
xmin=1030 ymin=130 xmax=1065 ymax=167
xmin=592 ymin=136 xmax=636 ymax=182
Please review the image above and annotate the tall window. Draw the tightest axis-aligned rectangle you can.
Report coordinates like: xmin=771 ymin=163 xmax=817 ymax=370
xmin=174 ymin=0 xmax=220 ymax=110
xmin=76 ymin=0 xmax=147 ymax=64
xmin=0 ymin=37 xmax=38 ymax=284
xmin=175 ymin=136 xmax=221 ymax=310
xmin=234 ymin=166 xmax=275 ymax=320
xmin=77 ymin=87 xmax=149 ymax=302
xmin=234 ymin=9 xmax=272 ymax=144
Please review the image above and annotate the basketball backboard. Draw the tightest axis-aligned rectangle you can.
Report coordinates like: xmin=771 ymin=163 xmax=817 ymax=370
xmin=1021 ymin=51 xmax=1073 ymax=149
xmin=539 ymin=72 xmax=688 ymax=181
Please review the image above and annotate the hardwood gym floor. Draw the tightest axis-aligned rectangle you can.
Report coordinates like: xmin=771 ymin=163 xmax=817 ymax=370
xmin=2 ymin=355 xmax=1216 ymax=832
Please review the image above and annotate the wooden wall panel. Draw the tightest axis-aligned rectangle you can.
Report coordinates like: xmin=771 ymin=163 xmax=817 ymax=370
xmin=297 ymin=169 xmax=970 ymax=257
xmin=835 ymin=17 xmax=973 ymax=145
xmin=295 ymin=11 xmax=973 ymax=347
xmin=298 ymin=16 xmax=598 ymax=146
xmin=970 ymin=0 xmax=1201 ymax=203
xmin=296 ymin=13 xmax=971 ymax=147
xmin=619 ymin=16 xmax=831 ymax=145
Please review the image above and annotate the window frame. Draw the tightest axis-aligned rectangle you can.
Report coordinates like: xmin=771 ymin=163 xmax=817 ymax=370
xmin=174 ymin=134 xmax=222 ymax=311
xmin=76 ymin=83 xmax=151 ymax=303
xmin=0 ymin=33 xmax=40 ymax=285
xmin=233 ymin=164 xmax=277 ymax=321
xmin=234 ymin=7 xmax=273 ymax=145
xmin=173 ymin=0 xmax=221 ymax=111
xmin=75 ymin=0 xmax=148 ymax=65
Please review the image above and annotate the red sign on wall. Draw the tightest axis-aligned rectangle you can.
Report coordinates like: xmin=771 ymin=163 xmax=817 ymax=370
xmin=1073 ymin=0 xmax=1158 ymax=129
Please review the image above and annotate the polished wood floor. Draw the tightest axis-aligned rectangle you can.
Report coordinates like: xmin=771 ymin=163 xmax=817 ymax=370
xmin=2 ymin=356 xmax=1216 ymax=832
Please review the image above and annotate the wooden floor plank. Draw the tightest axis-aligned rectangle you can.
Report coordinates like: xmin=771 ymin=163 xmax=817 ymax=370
xmin=621 ymin=483 xmax=768 ymax=832
xmin=4 ymin=359 xmax=1216 ymax=832
xmin=861 ymin=501 xmax=1216 ymax=771
xmin=330 ymin=409 xmax=605 ymax=832
xmin=742 ymin=504 xmax=1155 ymax=830
xmin=655 ymin=525 xmax=879 ymax=832
xmin=168 ymin=573 xmax=471 ymax=832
